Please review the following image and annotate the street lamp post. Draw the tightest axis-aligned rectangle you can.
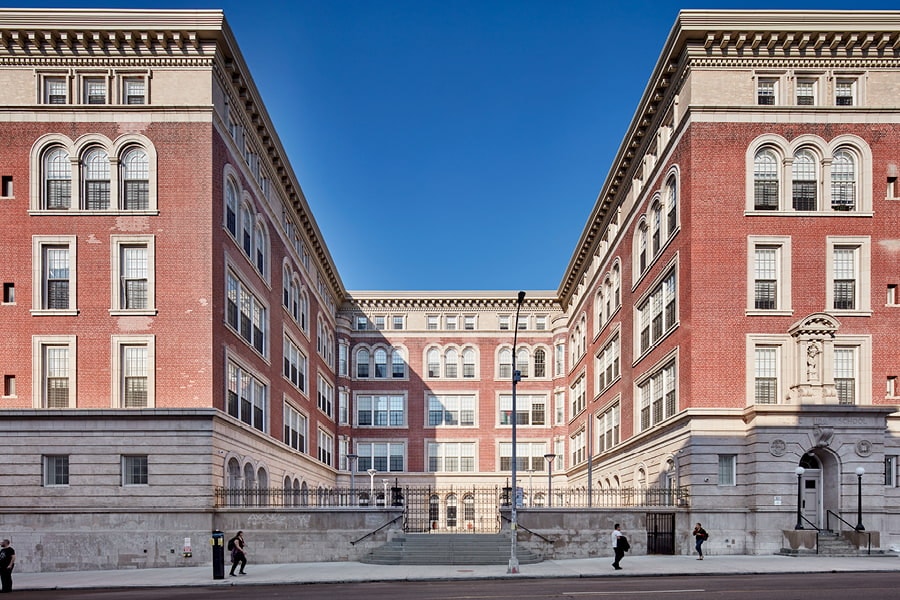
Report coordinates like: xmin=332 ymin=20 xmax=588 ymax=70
xmin=508 ymin=290 xmax=525 ymax=574
xmin=382 ymin=479 xmax=390 ymax=507
xmin=794 ymin=466 xmax=805 ymax=530
xmin=855 ymin=467 xmax=865 ymax=531
xmin=544 ymin=453 xmax=557 ymax=507
xmin=346 ymin=453 xmax=358 ymax=505
xmin=367 ymin=468 xmax=377 ymax=508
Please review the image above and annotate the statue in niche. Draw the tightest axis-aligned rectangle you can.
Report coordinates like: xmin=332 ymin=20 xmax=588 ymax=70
xmin=806 ymin=341 xmax=821 ymax=381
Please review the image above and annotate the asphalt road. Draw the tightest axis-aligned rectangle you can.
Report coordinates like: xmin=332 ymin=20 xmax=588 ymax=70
xmin=10 ymin=572 xmax=900 ymax=600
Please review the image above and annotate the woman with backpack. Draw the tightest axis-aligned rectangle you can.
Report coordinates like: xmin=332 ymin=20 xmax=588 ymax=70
xmin=228 ymin=530 xmax=247 ymax=576
xmin=692 ymin=523 xmax=708 ymax=560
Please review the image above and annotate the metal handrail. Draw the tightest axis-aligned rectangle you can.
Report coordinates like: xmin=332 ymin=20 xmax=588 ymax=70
xmin=350 ymin=514 xmax=403 ymax=546
xmin=500 ymin=513 xmax=553 ymax=544
xmin=826 ymin=510 xmax=872 ymax=555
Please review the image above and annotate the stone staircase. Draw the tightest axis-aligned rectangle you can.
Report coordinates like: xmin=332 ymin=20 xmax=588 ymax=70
xmin=780 ymin=530 xmax=881 ymax=556
xmin=360 ymin=533 xmax=543 ymax=565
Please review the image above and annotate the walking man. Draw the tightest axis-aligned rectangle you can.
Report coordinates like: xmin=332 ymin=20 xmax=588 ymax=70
xmin=692 ymin=522 xmax=708 ymax=560
xmin=611 ymin=523 xmax=625 ymax=570
xmin=0 ymin=539 xmax=15 ymax=593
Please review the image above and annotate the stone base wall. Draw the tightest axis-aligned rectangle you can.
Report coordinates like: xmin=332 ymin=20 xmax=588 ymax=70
xmin=0 ymin=508 xmax=403 ymax=573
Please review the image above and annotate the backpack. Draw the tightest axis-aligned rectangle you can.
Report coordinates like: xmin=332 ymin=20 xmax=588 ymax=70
xmin=619 ymin=536 xmax=630 ymax=552
xmin=227 ymin=537 xmax=235 ymax=551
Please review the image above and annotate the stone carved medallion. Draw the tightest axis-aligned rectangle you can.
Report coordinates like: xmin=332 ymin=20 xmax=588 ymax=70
xmin=855 ymin=439 xmax=873 ymax=457
xmin=770 ymin=439 xmax=787 ymax=457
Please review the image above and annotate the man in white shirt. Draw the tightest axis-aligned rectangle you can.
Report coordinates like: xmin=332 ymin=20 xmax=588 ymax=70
xmin=611 ymin=523 xmax=624 ymax=570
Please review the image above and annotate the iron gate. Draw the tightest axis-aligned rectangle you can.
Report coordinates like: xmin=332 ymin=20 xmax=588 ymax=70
xmin=646 ymin=512 xmax=675 ymax=554
xmin=403 ymin=486 xmax=503 ymax=533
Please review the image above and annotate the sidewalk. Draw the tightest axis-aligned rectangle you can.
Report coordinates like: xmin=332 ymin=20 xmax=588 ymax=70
xmin=13 ymin=553 xmax=900 ymax=591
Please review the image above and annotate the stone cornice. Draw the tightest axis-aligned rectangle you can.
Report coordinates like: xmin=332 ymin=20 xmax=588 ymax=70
xmin=342 ymin=291 xmax=562 ymax=313
xmin=558 ymin=10 xmax=900 ymax=308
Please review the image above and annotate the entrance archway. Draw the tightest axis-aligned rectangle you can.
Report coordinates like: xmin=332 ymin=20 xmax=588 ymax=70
xmin=798 ymin=449 xmax=838 ymax=529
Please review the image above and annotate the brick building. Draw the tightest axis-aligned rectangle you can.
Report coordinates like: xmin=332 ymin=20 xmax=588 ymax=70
xmin=0 ymin=9 xmax=897 ymax=569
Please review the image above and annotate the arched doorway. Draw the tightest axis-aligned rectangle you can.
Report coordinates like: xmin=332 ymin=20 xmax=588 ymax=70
xmin=797 ymin=449 xmax=838 ymax=529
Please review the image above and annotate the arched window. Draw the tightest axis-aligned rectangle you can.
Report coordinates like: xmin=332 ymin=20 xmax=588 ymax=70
xmin=374 ymin=348 xmax=387 ymax=378
xmin=596 ymin=289 xmax=605 ymax=329
xmin=612 ymin=263 xmax=621 ymax=308
xmin=534 ymin=348 xmax=546 ymax=378
xmin=499 ymin=348 xmax=512 ymax=379
xmin=82 ymin=147 xmax=110 ymax=210
xmin=517 ymin=348 xmax=530 ymax=378
xmin=831 ymin=149 xmax=856 ymax=211
xmin=427 ymin=348 xmax=440 ymax=378
xmin=462 ymin=348 xmax=476 ymax=378
xmin=651 ymin=200 xmax=662 ymax=255
xmin=44 ymin=146 xmax=71 ymax=209
xmin=792 ymin=149 xmax=818 ymax=210
xmin=282 ymin=266 xmax=291 ymax=309
xmin=753 ymin=149 xmax=779 ymax=210
xmin=356 ymin=348 xmax=370 ymax=378
xmin=227 ymin=458 xmax=241 ymax=489
xmin=638 ymin=223 xmax=648 ymax=273
xmin=665 ymin=176 xmax=677 ymax=235
xmin=225 ymin=179 xmax=238 ymax=235
xmin=444 ymin=349 xmax=458 ymax=378
xmin=120 ymin=147 xmax=148 ymax=210
xmin=300 ymin=289 xmax=309 ymax=331
xmin=254 ymin=224 xmax=267 ymax=274
xmin=391 ymin=349 xmax=406 ymax=378
xmin=241 ymin=206 xmax=253 ymax=256
xmin=446 ymin=493 xmax=458 ymax=528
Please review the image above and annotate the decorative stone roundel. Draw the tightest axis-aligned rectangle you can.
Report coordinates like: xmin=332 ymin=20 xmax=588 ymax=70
xmin=856 ymin=439 xmax=873 ymax=457
xmin=769 ymin=439 xmax=787 ymax=457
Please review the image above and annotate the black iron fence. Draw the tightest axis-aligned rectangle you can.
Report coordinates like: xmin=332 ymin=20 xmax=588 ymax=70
xmin=214 ymin=485 xmax=690 ymax=513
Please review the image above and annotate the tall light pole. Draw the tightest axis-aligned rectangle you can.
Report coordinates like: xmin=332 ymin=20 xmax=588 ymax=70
xmin=794 ymin=466 xmax=805 ymax=529
xmin=508 ymin=290 xmax=525 ymax=574
xmin=544 ymin=453 xmax=557 ymax=507
xmin=347 ymin=453 xmax=358 ymax=505
xmin=367 ymin=468 xmax=377 ymax=508
xmin=855 ymin=467 xmax=865 ymax=531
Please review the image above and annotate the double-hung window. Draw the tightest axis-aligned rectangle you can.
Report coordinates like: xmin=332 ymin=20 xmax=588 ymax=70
xmin=82 ymin=148 xmax=110 ymax=209
xmin=36 ymin=339 xmax=75 ymax=408
xmin=33 ymin=236 xmax=77 ymax=313
xmin=357 ymin=442 xmax=404 ymax=472
xmin=225 ymin=271 xmax=267 ymax=355
xmin=428 ymin=394 xmax=475 ymax=427
xmin=757 ymin=78 xmax=776 ymax=105
xmin=44 ymin=76 xmax=68 ymax=104
xmin=43 ymin=147 xmax=72 ymax=209
xmin=83 ymin=77 xmax=106 ymax=104
xmin=357 ymin=394 xmax=405 ymax=427
xmin=111 ymin=238 xmax=154 ymax=313
xmin=120 ymin=147 xmax=149 ymax=210
xmin=113 ymin=336 xmax=154 ymax=408
xmin=792 ymin=149 xmax=818 ymax=211
xmin=834 ymin=347 xmax=856 ymax=405
xmin=226 ymin=360 xmax=267 ymax=431
xmin=754 ymin=346 xmax=778 ymax=404
xmin=283 ymin=403 xmax=307 ymax=453
xmin=427 ymin=442 xmax=475 ymax=472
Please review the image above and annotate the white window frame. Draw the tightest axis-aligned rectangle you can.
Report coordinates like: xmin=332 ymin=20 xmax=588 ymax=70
xmin=283 ymin=401 xmax=308 ymax=453
xmin=499 ymin=393 xmax=546 ymax=426
xmin=745 ymin=334 xmax=792 ymax=407
xmin=43 ymin=455 xmax=70 ymax=486
xmin=120 ymin=74 xmax=148 ymax=105
xmin=122 ymin=455 xmax=149 ymax=486
xmin=427 ymin=441 xmax=476 ymax=473
xmin=746 ymin=236 xmax=792 ymax=315
xmin=283 ymin=335 xmax=308 ymax=393
xmin=830 ymin=335 xmax=872 ymax=406
xmin=225 ymin=357 xmax=268 ymax=432
xmin=356 ymin=394 xmax=407 ymax=427
xmin=356 ymin=441 xmax=405 ymax=473
xmin=41 ymin=73 xmax=69 ymax=104
xmin=317 ymin=428 xmax=334 ymax=466
xmin=718 ymin=454 xmax=737 ymax=486
xmin=32 ymin=235 xmax=78 ymax=315
xmin=428 ymin=394 xmax=477 ymax=427
xmin=826 ymin=236 xmax=871 ymax=315
xmin=32 ymin=335 xmax=77 ymax=408
xmin=110 ymin=235 xmax=156 ymax=315
xmin=111 ymin=335 xmax=155 ymax=408
xmin=81 ymin=74 xmax=108 ymax=105
xmin=499 ymin=441 xmax=548 ymax=472
xmin=757 ymin=75 xmax=779 ymax=105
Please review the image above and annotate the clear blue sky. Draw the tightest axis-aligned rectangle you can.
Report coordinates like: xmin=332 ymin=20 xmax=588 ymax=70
xmin=13 ymin=1 xmax=899 ymax=290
